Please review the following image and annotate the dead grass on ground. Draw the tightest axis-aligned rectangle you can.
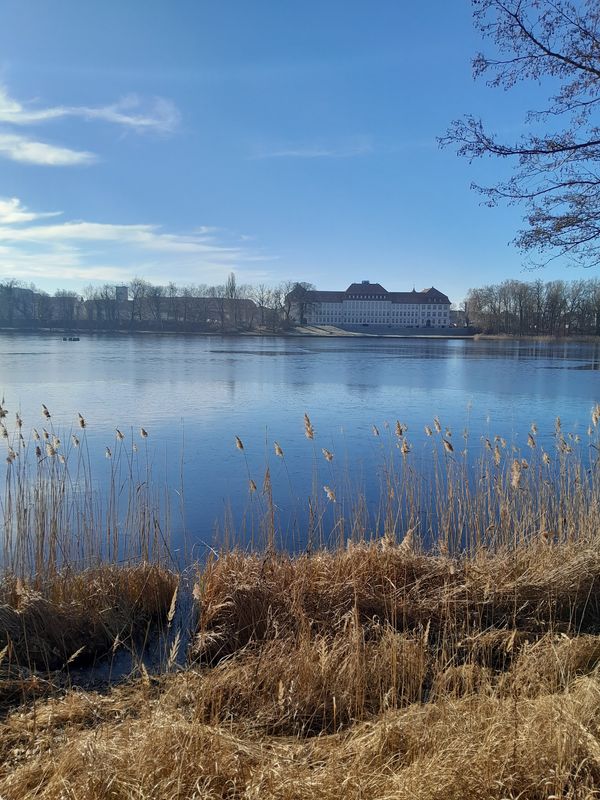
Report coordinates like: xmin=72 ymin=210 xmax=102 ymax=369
xmin=1 ymin=542 xmax=600 ymax=797
xmin=1 ymin=658 xmax=600 ymax=798
xmin=0 ymin=564 xmax=178 ymax=709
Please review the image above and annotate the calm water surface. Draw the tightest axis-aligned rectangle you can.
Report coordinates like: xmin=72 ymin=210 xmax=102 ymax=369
xmin=1 ymin=332 xmax=599 ymax=551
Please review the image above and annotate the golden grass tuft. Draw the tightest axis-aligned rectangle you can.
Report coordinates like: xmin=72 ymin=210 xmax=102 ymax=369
xmin=3 ymin=601 xmax=600 ymax=797
xmin=0 ymin=564 xmax=178 ymax=707
xmin=193 ymin=540 xmax=600 ymax=669
xmin=0 ymin=542 xmax=599 ymax=796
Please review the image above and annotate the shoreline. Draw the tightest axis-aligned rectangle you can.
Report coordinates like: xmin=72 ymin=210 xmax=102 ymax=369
xmin=0 ymin=323 xmax=478 ymax=340
xmin=474 ymin=332 xmax=600 ymax=342
xmin=2 ymin=323 xmax=599 ymax=341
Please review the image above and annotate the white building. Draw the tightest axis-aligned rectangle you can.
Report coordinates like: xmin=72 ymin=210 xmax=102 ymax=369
xmin=293 ymin=281 xmax=451 ymax=328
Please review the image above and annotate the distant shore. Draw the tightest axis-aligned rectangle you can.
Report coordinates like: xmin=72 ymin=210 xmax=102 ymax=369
xmin=287 ymin=324 xmax=477 ymax=339
xmin=2 ymin=324 xmax=599 ymax=341
xmin=0 ymin=323 xmax=477 ymax=339
xmin=473 ymin=332 xmax=600 ymax=343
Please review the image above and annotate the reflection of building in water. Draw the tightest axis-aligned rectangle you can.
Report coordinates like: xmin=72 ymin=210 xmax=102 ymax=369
xmin=292 ymin=281 xmax=451 ymax=328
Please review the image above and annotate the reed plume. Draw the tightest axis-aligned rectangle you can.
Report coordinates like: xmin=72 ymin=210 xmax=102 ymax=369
xmin=511 ymin=458 xmax=522 ymax=489
xmin=304 ymin=413 xmax=315 ymax=440
xmin=323 ymin=485 xmax=336 ymax=502
xmin=442 ymin=438 xmax=454 ymax=453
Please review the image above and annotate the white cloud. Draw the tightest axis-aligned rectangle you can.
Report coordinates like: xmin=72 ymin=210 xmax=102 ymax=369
xmin=0 ymin=86 xmax=180 ymax=166
xmin=0 ymin=132 xmax=96 ymax=166
xmin=0 ymin=197 xmax=62 ymax=224
xmin=0 ymin=87 xmax=180 ymax=134
xmin=0 ymin=244 xmax=130 ymax=283
xmin=0 ymin=221 xmax=242 ymax=257
xmin=0 ymin=198 xmax=274 ymax=287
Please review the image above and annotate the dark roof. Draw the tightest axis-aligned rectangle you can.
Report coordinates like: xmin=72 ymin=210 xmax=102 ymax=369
xmin=419 ymin=287 xmax=451 ymax=302
xmin=300 ymin=285 xmax=450 ymax=305
xmin=345 ymin=282 xmax=388 ymax=296
xmin=304 ymin=291 xmax=345 ymax=302
xmin=389 ymin=292 xmax=425 ymax=304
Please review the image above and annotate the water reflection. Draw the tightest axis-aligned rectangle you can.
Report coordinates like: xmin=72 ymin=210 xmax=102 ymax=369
xmin=0 ymin=332 xmax=598 ymax=551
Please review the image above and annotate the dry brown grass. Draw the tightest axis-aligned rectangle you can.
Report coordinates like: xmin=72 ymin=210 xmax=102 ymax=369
xmin=1 ymin=405 xmax=600 ymax=796
xmin=0 ymin=564 xmax=178 ymax=709
xmin=0 ymin=646 xmax=599 ymax=798
xmin=0 ymin=542 xmax=600 ymax=797
xmin=194 ymin=539 xmax=600 ymax=662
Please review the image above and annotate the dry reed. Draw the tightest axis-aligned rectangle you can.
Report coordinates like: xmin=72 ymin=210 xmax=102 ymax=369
xmin=0 ymin=405 xmax=599 ymax=797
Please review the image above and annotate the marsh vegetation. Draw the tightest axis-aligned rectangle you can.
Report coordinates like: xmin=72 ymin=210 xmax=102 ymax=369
xmin=0 ymin=402 xmax=600 ymax=798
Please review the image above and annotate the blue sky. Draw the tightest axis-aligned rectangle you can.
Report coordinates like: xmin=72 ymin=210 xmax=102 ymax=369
xmin=0 ymin=1 xmax=583 ymax=302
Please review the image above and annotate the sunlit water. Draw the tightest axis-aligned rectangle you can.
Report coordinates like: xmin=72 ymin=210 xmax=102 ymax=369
xmin=1 ymin=332 xmax=599 ymax=554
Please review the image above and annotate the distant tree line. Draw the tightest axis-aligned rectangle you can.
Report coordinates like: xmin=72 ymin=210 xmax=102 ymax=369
xmin=0 ymin=275 xmax=315 ymax=333
xmin=464 ymin=278 xmax=600 ymax=336
xmin=4 ymin=273 xmax=599 ymax=336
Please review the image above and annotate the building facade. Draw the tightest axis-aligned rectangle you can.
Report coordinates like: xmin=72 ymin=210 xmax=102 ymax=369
xmin=294 ymin=281 xmax=451 ymax=328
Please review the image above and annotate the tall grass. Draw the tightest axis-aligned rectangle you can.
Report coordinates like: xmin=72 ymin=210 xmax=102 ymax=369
xmin=0 ymin=401 xmax=600 ymax=797
xmin=0 ymin=403 xmax=179 ymax=708
xmin=1 ymin=404 xmax=173 ymax=576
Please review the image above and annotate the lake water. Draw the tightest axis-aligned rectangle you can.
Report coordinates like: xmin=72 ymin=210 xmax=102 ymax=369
xmin=0 ymin=332 xmax=599 ymax=554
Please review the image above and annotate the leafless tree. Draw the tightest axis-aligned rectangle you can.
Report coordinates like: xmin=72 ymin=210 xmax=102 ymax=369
xmin=442 ymin=0 xmax=600 ymax=267
xmin=251 ymin=284 xmax=270 ymax=327
xmin=167 ymin=282 xmax=179 ymax=322
xmin=146 ymin=284 xmax=166 ymax=323
xmin=0 ymin=279 xmax=28 ymax=324
xmin=466 ymin=277 xmax=600 ymax=334
xmin=129 ymin=278 xmax=151 ymax=323
xmin=283 ymin=281 xmax=316 ymax=325
xmin=54 ymin=290 xmax=80 ymax=323
xmin=224 ymin=272 xmax=239 ymax=327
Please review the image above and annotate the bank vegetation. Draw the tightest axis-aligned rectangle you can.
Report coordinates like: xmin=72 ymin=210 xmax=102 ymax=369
xmin=1 ymin=404 xmax=600 ymax=797
xmin=465 ymin=277 xmax=600 ymax=337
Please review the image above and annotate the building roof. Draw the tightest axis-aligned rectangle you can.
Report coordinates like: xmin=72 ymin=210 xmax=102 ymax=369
xmin=389 ymin=292 xmax=429 ymax=304
xmin=345 ymin=282 xmax=388 ymax=296
xmin=305 ymin=290 xmax=346 ymax=303
xmin=300 ymin=284 xmax=450 ymax=305
xmin=420 ymin=286 xmax=450 ymax=302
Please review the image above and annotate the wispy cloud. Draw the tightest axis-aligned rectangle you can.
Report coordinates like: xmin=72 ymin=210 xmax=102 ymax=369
xmin=0 ymin=87 xmax=180 ymax=134
xmin=0 ymin=221 xmax=242 ymax=255
xmin=0 ymin=197 xmax=62 ymax=224
xmin=0 ymin=85 xmax=180 ymax=167
xmin=253 ymin=138 xmax=373 ymax=160
xmin=0 ymin=132 xmax=96 ymax=166
xmin=0 ymin=197 xmax=273 ymax=286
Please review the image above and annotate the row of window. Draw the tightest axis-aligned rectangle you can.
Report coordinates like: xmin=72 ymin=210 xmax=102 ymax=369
xmin=311 ymin=312 xmax=449 ymax=320
xmin=313 ymin=317 xmax=449 ymax=324
xmin=333 ymin=302 xmax=448 ymax=310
